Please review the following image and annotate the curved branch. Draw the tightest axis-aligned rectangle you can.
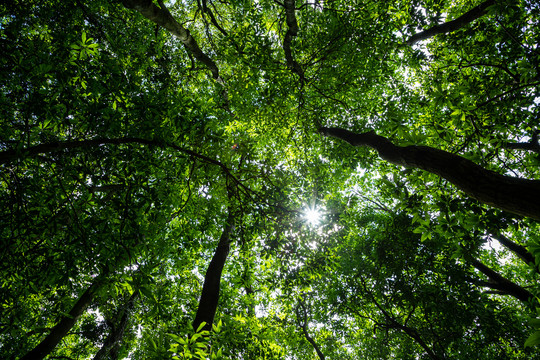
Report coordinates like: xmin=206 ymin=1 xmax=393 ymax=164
xmin=477 ymin=81 xmax=540 ymax=108
xmin=93 ymin=291 xmax=139 ymax=360
xmin=406 ymin=0 xmax=495 ymax=45
xmin=490 ymin=233 xmax=535 ymax=266
xmin=319 ymin=127 xmax=540 ymax=221
xmin=201 ymin=0 xmax=228 ymax=38
xmin=296 ymin=300 xmax=326 ymax=360
xmin=121 ymin=0 xmax=221 ymax=80
xmin=358 ymin=277 xmax=443 ymax=360
xmin=0 ymin=137 xmax=252 ymax=194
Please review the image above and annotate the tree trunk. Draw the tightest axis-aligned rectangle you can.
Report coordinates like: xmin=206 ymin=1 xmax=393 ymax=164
xmin=20 ymin=280 xmax=102 ymax=360
xmin=406 ymin=0 xmax=495 ymax=45
xmin=319 ymin=127 xmax=540 ymax=221
xmin=93 ymin=291 xmax=139 ymax=360
xmin=192 ymin=209 xmax=235 ymax=332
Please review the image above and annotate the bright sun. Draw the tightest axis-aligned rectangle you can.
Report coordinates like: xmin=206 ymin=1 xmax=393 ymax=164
xmin=304 ymin=207 xmax=322 ymax=226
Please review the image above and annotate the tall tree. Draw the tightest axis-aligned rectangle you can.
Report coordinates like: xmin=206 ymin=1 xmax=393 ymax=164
xmin=2 ymin=0 xmax=540 ymax=359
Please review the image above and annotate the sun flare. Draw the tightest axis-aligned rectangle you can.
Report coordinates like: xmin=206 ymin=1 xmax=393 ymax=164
xmin=304 ymin=207 xmax=322 ymax=226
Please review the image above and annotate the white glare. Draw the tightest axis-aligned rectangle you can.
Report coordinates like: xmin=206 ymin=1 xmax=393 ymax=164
xmin=304 ymin=207 xmax=322 ymax=226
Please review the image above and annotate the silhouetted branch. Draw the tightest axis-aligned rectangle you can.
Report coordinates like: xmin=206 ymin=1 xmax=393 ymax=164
xmin=506 ymin=130 xmax=540 ymax=154
xmin=193 ymin=186 xmax=236 ymax=332
xmin=319 ymin=126 xmax=540 ymax=221
xmin=470 ymin=258 xmax=534 ymax=303
xmin=93 ymin=291 xmax=139 ymax=360
xmin=490 ymin=233 xmax=535 ymax=266
xmin=21 ymin=278 xmax=105 ymax=360
xmin=0 ymin=137 xmax=254 ymax=197
xmin=358 ymin=277 xmax=443 ymax=360
xmin=406 ymin=0 xmax=495 ymax=45
xmin=296 ymin=299 xmax=326 ymax=360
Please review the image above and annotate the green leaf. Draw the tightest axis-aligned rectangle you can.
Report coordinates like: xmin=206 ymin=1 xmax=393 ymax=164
xmin=139 ymin=286 xmax=154 ymax=300
xmin=530 ymin=319 xmax=540 ymax=328
xmin=168 ymin=333 xmax=184 ymax=343
xmin=212 ymin=319 xmax=222 ymax=333
xmin=196 ymin=322 xmax=207 ymax=333
xmin=525 ymin=331 xmax=540 ymax=347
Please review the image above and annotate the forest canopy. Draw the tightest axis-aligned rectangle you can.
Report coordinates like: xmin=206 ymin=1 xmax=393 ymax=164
xmin=1 ymin=0 xmax=540 ymax=359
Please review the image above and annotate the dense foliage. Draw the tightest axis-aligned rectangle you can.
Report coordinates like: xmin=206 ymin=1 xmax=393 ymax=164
xmin=1 ymin=0 xmax=540 ymax=359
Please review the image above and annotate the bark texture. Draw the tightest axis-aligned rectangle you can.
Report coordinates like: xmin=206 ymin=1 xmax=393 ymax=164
xmin=192 ymin=209 xmax=235 ymax=332
xmin=320 ymin=127 xmax=540 ymax=221
xmin=406 ymin=0 xmax=495 ymax=45
xmin=20 ymin=281 xmax=102 ymax=360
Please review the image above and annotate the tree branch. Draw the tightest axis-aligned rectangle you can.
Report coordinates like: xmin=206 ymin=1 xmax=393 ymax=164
xmin=121 ymin=0 xmax=221 ymax=80
xmin=476 ymin=81 xmax=540 ymax=108
xmin=21 ymin=279 xmax=104 ymax=360
xmin=200 ymin=0 xmax=228 ymax=38
xmin=296 ymin=300 xmax=326 ymax=360
xmin=0 ymin=137 xmax=253 ymax=195
xmin=358 ymin=277 xmax=443 ymax=360
xmin=319 ymin=126 xmax=540 ymax=221
xmin=93 ymin=291 xmax=139 ymax=360
xmin=406 ymin=0 xmax=495 ymax=45
xmin=490 ymin=233 xmax=535 ymax=266
xmin=470 ymin=258 xmax=534 ymax=303
xmin=282 ymin=0 xmax=304 ymax=80
xmin=506 ymin=130 xmax=540 ymax=154
xmin=192 ymin=188 xmax=235 ymax=332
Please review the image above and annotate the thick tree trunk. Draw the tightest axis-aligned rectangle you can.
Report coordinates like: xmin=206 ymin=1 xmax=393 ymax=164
xmin=406 ymin=0 xmax=495 ymax=45
xmin=192 ymin=210 xmax=235 ymax=332
xmin=20 ymin=280 xmax=102 ymax=360
xmin=319 ymin=127 xmax=540 ymax=221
